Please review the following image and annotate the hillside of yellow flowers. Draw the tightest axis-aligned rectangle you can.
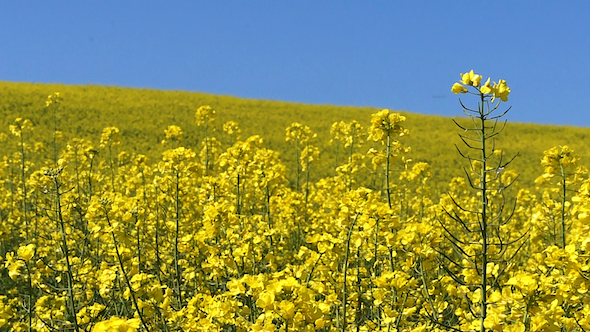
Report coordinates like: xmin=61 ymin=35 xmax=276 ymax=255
xmin=2 ymin=73 xmax=590 ymax=332
xmin=1 ymin=81 xmax=590 ymax=194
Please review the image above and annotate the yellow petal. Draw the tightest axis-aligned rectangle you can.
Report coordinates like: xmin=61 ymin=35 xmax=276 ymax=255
xmin=451 ymin=83 xmax=468 ymax=94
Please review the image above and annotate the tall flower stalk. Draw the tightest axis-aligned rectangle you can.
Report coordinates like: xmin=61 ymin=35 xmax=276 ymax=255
xmin=45 ymin=92 xmax=62 ymax=166
xmin=195 ymin=105 xmax=216 ymax=176
xmin=535 ymin=145 xmax=582 ymax=248
xmin=9 ymin=118 xmax=33 ymax=241
xmin=441 ymin=70 xmax=527 ymax=332
xmin=367 ymin=110 xmax=409 ymax=209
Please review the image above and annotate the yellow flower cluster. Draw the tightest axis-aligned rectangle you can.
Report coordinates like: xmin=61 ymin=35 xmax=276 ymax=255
xmin=45 ymin=92 xmax=62 ymax=107
xmin=99 ymin=126 xmax=121 ymax=148
xmin=223 ymin=120 xmax=241 ymax=141
xmin=367 ymin=109 xmax=408 ymax=142
xmin=451 ymin=69 xmax=511 ymax=101
xmin=330 ymin=120 xmax=365 ymax=149
xmin=195 ymin=105 xmax=216 ymax=126
xmin=0 ymin=296 xmax=15 ymax=329
xmin=92 ymin=317 xmax=141 ymax=332
xmin=16 ymin=244 xmax=35 ymax=262
xmin=9 ymin=118 xmax=33 ymax=138
xmin=162 ymin=125 xmax=184 ymax=145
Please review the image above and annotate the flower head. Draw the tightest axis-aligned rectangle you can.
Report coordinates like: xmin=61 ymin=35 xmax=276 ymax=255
xmin=451 ymin=83 xmax=468 ymax=94
xmin=452 ymin=71 xmax=511 ymax=102
xmin=460 ymin=70 xmax=482 ymax=87
xmin=492 ymin=79 xmax=510 ymax=102
xmin=195 ymin=105 xmax=216 ymax=126
xmin=45 ymin=92 xmax=62 ymax=107
xmin=17 ymin=244 xmax=36 ymax=262
xmin=480 ymin=77 xmax=493 ymax=94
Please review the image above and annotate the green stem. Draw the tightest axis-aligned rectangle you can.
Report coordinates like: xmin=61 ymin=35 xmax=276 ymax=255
xmin=296 ymin=137 xmax=300 ymax=192
xmin=174 ymin=170 xmax=183 ymax=306
xmin=53 ymin=174 xmax=79 ymax=331
xmin=108 ymin=144 xmax=115 ymax=191
xmin=419 ymin=256 xmax=437 ymax=321
xmin=265 ymin=178 xmax=274 ymax=251
xmin=305 ymin=148 xmax=310 ymax=207
xmin=560 ymin=162 xmax=567 ymax=249
xmin=385 ymin=134 xmax=392 ymax=209
xmin=342 ymin=213 xmax=359 ymax=332
xmin=335 ymin=143 xmax=339 ymax=171
xmin=348 ymin=128 xmax=355 ymax=191
xmin=135 ymin=212 xmax=142 ymax=271
xmin=204 ymin=121 xmax=209 ymax=176
xmin=155 ymin=182 xmax=162 ymax=284
xmin=479 ymin=94 xmax=488 ymax=332
xmin=20 ymin=133 xmax=28 ymax=241
xmin=103 ymin=208 xmax=150 ymax=332
xmin=24 ymin=262 xmax=33 ymax=332
xmin=88 ymin=156 xmax=94 ymax=203
xmin=53 ymin=106 xmax=58 ymax=166
xmin=236 ymin=160 xmax=241 ymax=215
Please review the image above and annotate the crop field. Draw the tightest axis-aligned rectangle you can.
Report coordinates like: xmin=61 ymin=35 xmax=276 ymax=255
xmin=2 ymin=72 xmax=590 ymax=332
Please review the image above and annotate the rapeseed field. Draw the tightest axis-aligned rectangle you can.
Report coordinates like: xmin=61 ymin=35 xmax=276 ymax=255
xmin=1 ymin=72 xmax=590 ymax=331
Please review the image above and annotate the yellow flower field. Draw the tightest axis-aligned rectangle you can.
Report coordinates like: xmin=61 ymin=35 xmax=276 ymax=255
xmin=2 ymin=72 xmax=590 ymax=331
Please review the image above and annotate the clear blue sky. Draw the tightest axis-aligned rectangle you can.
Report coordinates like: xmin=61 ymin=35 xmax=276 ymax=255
xmin=1 ymin=2 xmax=589 ymax=126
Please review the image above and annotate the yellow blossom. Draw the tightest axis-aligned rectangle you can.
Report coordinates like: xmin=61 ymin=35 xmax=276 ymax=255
xmin=45 ymin=92 xmax=62 ymax=107
xmin=480 ymin=77 xmax=493 ymax=94
xmin=451 ymin=82 xmax=468 ymax=94
xmin=460 ymin=69 xmax=482 ymax=87
xmin=17 ymin=244 xmax=35 ymax=262
xmin=493 ymin=79 xmax=510 ymax=101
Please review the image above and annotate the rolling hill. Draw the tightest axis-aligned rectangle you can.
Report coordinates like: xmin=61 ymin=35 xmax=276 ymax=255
xmin=1 ymin=81 xmax=589 ymax=195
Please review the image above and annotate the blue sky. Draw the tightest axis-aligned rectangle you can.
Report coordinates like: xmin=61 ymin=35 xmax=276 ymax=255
xmin=1 ymin=1 xmax=589 ymax=126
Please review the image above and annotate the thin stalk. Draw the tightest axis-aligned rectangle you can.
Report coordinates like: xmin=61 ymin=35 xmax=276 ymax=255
xmin=560 ymin=162 xmax=567 ymax=249
xmin=52 ymin=174 xmax=79 ymax=331
xmin=356 ymin=247 xmax=362 ymax=330
xmin=373 ymin=218 xmax=380 ymax=276
xmin=305 ymin=252 xmax=324 ymax=288
xmin=265 ymin=180 xmax=274 ymax=251
xmin=335 ymin=143 xmax=339 ymax=171
xmin=9 ymin=163 xmax=14 ymax=208
xmin=479 ymin=94 xmax=488 ymax=332
xmin=296 ymin=137 xmax=300 ymax=192
xmin=348 ymin=128 xmax=355 ymax=191
xmin=419 ymin=181 xmax=425 ymax=222
xmin=419 ymin=256 xmax=437 ymax=321
xmin=394 ymin=291 xmax=409 ymax=331
xmin=385 ymin=134 xmax=392 ymax=209
xmin=74 ymin=147 xmax=82 ymax=201
xmin=108 ymin=144 xmax=115 ymax=190
xmin=140 ymin=170 xmax=149 ymax=272
xmin=103 ymin=208 xmax=150 ymax=332
xmin=204 ymin=121 xmax=209 ymax=176
xmin=52 ymin=105 xmax=58 ymax=166
xmin=174 ymin=170 xmax=183 ymax=306
xmin=236 ymin=160 xmax=241 ymax=215
xmin=19 ymin=134 xmax=28 ymax=241
xmin=88 ymin=156 xmax=95 ymax=203
xmin=342 ymin=213 xmax=359 ymax=332
xmin=305 ymin=148 xmax=311 ymax=207
xmin=135 ymin=212 xmax=142 ymax=271
xmin=24 ymin=262 xmax=33 ymax=332
xmin=155 ymin=182 xmax=162 ymax=284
